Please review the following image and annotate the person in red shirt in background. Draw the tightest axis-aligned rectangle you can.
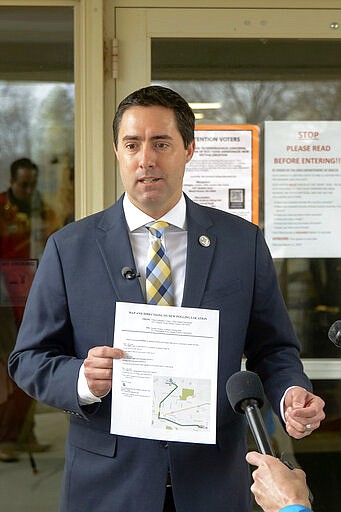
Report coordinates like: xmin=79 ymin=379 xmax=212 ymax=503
xmin=0 ymin=158 xmax=51 ymax=462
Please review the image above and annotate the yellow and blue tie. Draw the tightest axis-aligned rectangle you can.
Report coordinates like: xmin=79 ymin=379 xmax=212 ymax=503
xmin=146 ymin=221 xmax=174 ymax=306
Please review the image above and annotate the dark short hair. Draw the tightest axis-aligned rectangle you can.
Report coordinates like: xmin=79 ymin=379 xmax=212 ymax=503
xmin=10 ymin=158 xmax=38 ymax=181
xmin=113 ymin=85 xmax=195 ymax=149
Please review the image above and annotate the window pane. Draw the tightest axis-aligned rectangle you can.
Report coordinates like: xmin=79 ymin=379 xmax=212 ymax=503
xmin=152 ymin=38 xmax=341 ymax=359
xmin=292 ymin=379 xmax=341 ymax=512
xmin=0 ymin=7 xmax=73 ymax=509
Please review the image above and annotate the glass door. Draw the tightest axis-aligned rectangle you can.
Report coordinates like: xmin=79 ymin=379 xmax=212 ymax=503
xmin=0 ymin=5 xmax=73 ymax=510
xmin=0 ymin=2 xmax=102 ymax=510
xmin=115 ymin=6 xmax=341 ymax=373
xmin=116 ymin=8 xmax=341 ymax=511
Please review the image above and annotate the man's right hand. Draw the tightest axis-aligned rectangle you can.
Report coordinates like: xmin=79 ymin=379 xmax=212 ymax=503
xmin=83 ymin=346 xmax=125 ymax=397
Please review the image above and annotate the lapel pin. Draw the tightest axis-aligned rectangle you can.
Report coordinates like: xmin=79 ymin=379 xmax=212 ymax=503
xmin=199 ymin=235 xmax=211 ymax=247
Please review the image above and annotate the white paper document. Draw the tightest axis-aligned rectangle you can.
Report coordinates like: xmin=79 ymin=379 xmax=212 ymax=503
xmin=264 ymin=120 xmax=341 ymax=258
xmin=111 ymin=302 xmax=219 ymax=444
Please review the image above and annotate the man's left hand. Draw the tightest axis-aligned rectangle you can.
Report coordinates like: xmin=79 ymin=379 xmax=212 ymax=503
xmin=284 ymin=386 xmax=325 ymax=439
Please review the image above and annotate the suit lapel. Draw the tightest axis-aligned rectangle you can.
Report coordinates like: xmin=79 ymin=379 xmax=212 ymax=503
xmin=95 ymin=198 xmax=145 ymax=304
xmin=95 ymin=195 xmax=216 ymax=308
xmin=181 ymin=197 xmax=216 ymax=308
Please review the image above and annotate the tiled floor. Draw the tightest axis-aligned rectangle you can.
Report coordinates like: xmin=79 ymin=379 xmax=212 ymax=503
xmin=0 ymin=408 xmax=67 ymax=512
xmin=1 ymin=407 xmax=338 ymax=511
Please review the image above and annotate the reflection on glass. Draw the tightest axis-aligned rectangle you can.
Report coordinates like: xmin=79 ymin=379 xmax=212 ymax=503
xmin=293 ymin=379 xmax=341 ymax=512
xmin=0 ymin=7 xmax=73 ymax=506
xmin=0 ymin=83 xmax=75 ymax=231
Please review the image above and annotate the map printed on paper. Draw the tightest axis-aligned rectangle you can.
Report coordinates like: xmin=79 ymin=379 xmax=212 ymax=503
xmin=152 ymin=376 xmax=211 ymax=431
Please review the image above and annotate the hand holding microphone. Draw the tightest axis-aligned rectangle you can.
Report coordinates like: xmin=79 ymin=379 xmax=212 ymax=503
xmin=245 ymin=451 xmax=312 ymax=512
xmin=226 ymin=370 xmax=314 ymax=506
xmin=225 ymin=370 xmax=293 ymax=485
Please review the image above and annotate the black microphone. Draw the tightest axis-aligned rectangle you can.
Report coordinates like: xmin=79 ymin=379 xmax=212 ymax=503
xmin=226 ymin=370 xmax=314 ymax=504
xmin=328 ymin=320 xmax=341 ymax=348
xmin=121 ymin=266 xmax=140 ymax=280
xmin=226 ymin=370 xmax=275 ymax=456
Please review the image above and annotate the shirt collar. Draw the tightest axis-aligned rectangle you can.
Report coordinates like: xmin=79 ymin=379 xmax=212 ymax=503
xmin=123 ymin=193 xmax=187 ymax=232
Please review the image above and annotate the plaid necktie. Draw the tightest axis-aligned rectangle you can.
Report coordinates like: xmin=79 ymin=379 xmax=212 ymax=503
xmin=146 ymin=221 xmax=174 ymax=306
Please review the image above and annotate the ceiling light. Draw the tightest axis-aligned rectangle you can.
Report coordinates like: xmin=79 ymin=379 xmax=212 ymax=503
xmin=189 ymin=102 xmax=222 ymax=110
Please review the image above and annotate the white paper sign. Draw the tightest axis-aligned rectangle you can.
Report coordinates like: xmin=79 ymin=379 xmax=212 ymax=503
xmin=265 ymin=121 xmax=341 ymax=258
xmin=111 ymin=302 xmax=219 ymax=444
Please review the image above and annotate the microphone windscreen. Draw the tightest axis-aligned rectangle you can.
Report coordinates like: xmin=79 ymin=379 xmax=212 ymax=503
xmin=226 ymin=370 xmax=264 ymax=413
xmin=328 ymin=320 xmax=341 ymax=348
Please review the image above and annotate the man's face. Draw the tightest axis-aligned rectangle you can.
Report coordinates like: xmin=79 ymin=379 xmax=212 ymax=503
xmin=11 ymin=168 xmax=37 ymax=203
xmin=114 ymin=105 xmax=195 ymax=219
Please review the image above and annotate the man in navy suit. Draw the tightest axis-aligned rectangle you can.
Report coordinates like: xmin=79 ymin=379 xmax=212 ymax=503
xmin=8 ymin=86 xmax=325 ymax=512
